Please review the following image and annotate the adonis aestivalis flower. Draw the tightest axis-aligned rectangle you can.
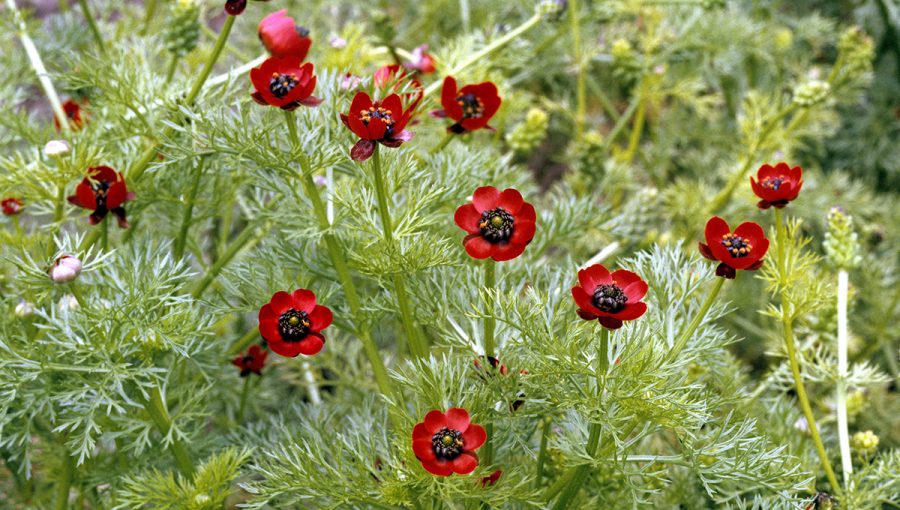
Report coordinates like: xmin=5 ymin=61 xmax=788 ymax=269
xmin=412 ymin=408 xmax=486 ymax=476
xmin=572 ymin=264 xmax=648 ymax=330
xmin=67 ymin=166 xmax=135 ymax=228
xmin=258 ymin=289 xmax=333 ymax=357
xmin=258 ymin=10 xmax=311 ymax=59
xmin=433 ymin=76 xmax=501 ymax=133
xmin=55 ymin=98 xmax=86 ymax=131
xmin=454 ymin=186 xmax=536 ymax=261
xmin=250 ymin=56 xmax=321 ymax=111
xmin=2 ymin=197 xmax=23 ymax=216
xmin=698 ymin=216 xmax=770 ymax=279
xmin=340 ymin=91 xmax=419 ymax=161
xmin=750 ymin=162 xmax=803 ymax=209
xmin=232 ymin=345 xmax=268 ymax=377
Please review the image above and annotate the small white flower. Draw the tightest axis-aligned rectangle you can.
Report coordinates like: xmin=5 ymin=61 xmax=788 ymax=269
xmin=314 ymin=175 xmax=328 ymax=187
xmin=329 ymin=35 xmax=347 ymax=49
xmin=44 ymin=139 xmax=70 ymax=158
xmin=49 ymin=255 xmax=82 ymax=283
xmin=15 ymin=301 xmax=34 ymax=317
xmin=794 ymin=416 xmax=809 ymax=434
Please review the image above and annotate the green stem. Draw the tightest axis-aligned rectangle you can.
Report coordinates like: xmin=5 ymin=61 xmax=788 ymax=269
xmin=236 ymin=376 xmax=251 ymax=423
xmin=836 ymin=269 xmax=852 ymax=486
xmin=55 ymin=447 xmax=75 ymax=510
xmin=128 ymin=142 xmax=161 ymax=183
xmin=99 ymin=217 xmax=108 ymax=251
xmin=666 ymin=277 xmax=725 ymax=363
xmin=598 ymin=326 xmax=610 ymax=376
xmin=143 ymin=385 xmax=195 ymax=478
xmin=68 ymin=283 xmax=87 ymax=310
xmin=569 ymin=0 xmax=586 ymax=141
xmin=623 ymin=98 xmax=646 ymax=162
xmin=77 ymin=0 xmax=105 ymax=54
xmin=534 ymin=417 xmax=552 ymax=489
xmin=429 ymin=132 xmax=455 ymax=154
xmin=774 ymin=208 xmax=840 ymax=493
xmin=229 ymin=328 xmax=259 ymax=356
xmin=186 ymin=15 xmax=235 ymax=105
xmin=140 ymin=0 xmax=158 ymax=36
xmin=552 ymin=422 xmax=601 ymax=509
xmin=190 ymin=212 xmax=273 ymax=299
xmin=284 ymin=112 xmax=396 ymax=402
xmin=422 ymin=12 xmax=543 ymax=98
xmin=370 ymin=146 xmax=427 ymax=358
xmin=174 ymin=158 xmax=205 ymax=260
xmin=604 ymin=97 xmax=641 ymax=150
xmin=164 ymin=53 xmax=179 ymax=85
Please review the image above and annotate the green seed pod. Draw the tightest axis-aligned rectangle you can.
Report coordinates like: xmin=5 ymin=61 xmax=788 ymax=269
xmin=837 ymin=27 xmax=874 ymax=81
xmin=823 ymin=206 xmax=862 ymax=269
xmin=851 ymin=430 xmax=879 ymax=455
xmin=569 ymin=130 xmax=606 ymax=180
xmin=506 ymin=108 xmax=549 ymax=155
xmin=164 ymin=0 xmax=201 ymax=58
xmin=792 ymin=80 xmax=831 ymax=107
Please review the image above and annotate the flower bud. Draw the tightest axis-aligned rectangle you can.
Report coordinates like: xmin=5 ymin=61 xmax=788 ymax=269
xmin=823 ymin=206 xmax=861 ymax=269
xmin=2 ymin=197 xmax=23 ymax=216
xmin=794 ymin=416 xmax=810 ymax=434
xmin=44 ymin=139 xmax=70 ymax=157
xmin=15 ymin=301 xmax=34 ymax=318
xmin=49 ymin=255 xmax=82 ymax=283
xmin=792 ymin=80 xmax=831 ymax=107
xmin=851 ymin=430 xmax=879 ymax=455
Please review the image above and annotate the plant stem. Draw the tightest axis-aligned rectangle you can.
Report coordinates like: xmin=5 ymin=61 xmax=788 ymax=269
xmin=569 ymin=0 xmax=586 ymax=141
xmin=7 ymin=0 xmax=70 ymax=131
xmin=623 ymin=97 xmax=646 ymax=162
xmin=128 ymin=143 xmax=161 ymax=183
xmin=140 ymin=0 xmax=158 ymax=36
xmin=77 ymin=0 xmax=106 ymax=54
xmin=174 ymin=157 xmax=205 ymax=260
xmin=99 ymin=217 xmax=108 ymax=251
xmin=303 ymin=361 xmax=321 ymax=404
xmin=164 ymin=54 xmax=179 ymax=85
xmin=598 ymin=326 xmax=610 ymax=376
xmin=552 ymin=421 xmax=601 ymax=509
xmin=143 ymin=385 xmax=195 ymax=478
xmin=284 ymin=112 xmax=396 ymax=402
xmin=666 ymin=277 xmax=725 ymax=363
xmin=774 ymin=208 xmax=840 ymax=493
xmin=186 ymin=15 xmax=235 ymax=105
xmin=55 ymin=446 xmax=74 ymax=510
xmin=483 ymin=260 xmax=497 ymax=359
xmin=370 ymin=146 xmax=428 ymax=358
xmin=236 ymin=376 xmax=251 ymax=423
xmin=422 ymin=12 xmax=543 ymax=98
xmin=836 ymin=269 xmax=852 ymax=487
xmin=534 ymin=417 xmax=552 ymax=489
xmin=229 ymin=328 xmax=259 ymax=356
xmin=190 ymin=210 xmax=273 ymax=298
xmin=429 ymin=132 xmax=455 ymax=154
xmin=68 ymin=283 xmax=87 ymax=310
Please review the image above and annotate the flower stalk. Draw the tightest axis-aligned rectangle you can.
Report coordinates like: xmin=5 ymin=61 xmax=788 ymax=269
xmin=173 ymin=157 xmax=205 ymax=260
xmin=569 ymin=0 xmax=586 ymax=141
xmin=77 ymin=0 xmax=106 ymax=54
xmin=666 ymin=277 xmax=725 ymax=363
xmin=481 ymin=259 xmax=497 ymax=466
xmin=143 ymin=385 xmax=195 ymax=479
xmin=836 ymin=268 xmax=852 ymax=486
xmin=55 ymin=446 xmax=75 ymax=510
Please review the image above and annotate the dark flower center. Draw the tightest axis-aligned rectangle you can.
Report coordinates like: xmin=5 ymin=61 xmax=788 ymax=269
xmin=592 ymin=284 xmax=627 ymax=313
xmin=241 ymin=354 xmax=255 ymax=365
xmin=720 ymin=233 xmax=753 ymax=258
xmin=761 ymin=176 xmax=788 ymax=190
xmin=269 ymin=72 xmax=299 ymax=98
xmin=278 ymin=308 xmax=311 ymax=341
xmin=92 ymin=180 xmax=111 ymax=209
xmin=359 ymin=106 xmax=396 ymax=137
xmin=478 ymin=207 xmax=514 ymax=243
xmin=295 ymin=25 xmax=309 ymax=37
xmin=432 ymin=427 xmax=464 ymax=460
xmin=456 ymin=93 xmax=485 ymax=119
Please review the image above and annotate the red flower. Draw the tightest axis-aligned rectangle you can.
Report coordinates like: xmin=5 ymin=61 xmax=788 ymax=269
xmin=454 ymin=186 xmax=536 ymax=261
xmin=473 ymin=356 xmax=508 ymax=376
xmin=433 ymin=76 xmax=501 ymax=133
xmin=224 ymin=0 xmax=270 ymax=16
xmin=571 ymin=264 xmax=648 ymax=330
xmin=479 ymin=469 xmax=502 ymax=487
xmin=258 ymin=289 xmax=333 ymax=357
xmin=404 ymin=45 xmax=436 ymax=75
xmin=250 ymin=56 xmax=321 ymax=111
xmin=750 ymin=162 xmax=803 ymax=209
xmin=374 ymin=64 xmax=416 ymax=90
xmin=340 ymin=91 xmax=419 ymax=161
xmin=55 ymin=98 xmax=86 ymax=131
xmin=698 ymin=216 xmax=770 ymax=279
xmin=2 ymin=197 xmax=23 ymax=216
xmin=412 ymin=408 xmax=486 ymax=476
xmin=67 ymin=166 xmax=135 ymax=228
xmin=258 ymin=10 xmax=311 ymax=60
xmin=231 ymin=344 xmax=268 ymax=377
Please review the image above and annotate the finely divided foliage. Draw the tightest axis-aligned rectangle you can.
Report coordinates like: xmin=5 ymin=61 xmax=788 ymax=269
xmin=0 ymin=0 xmax=897 ymax=509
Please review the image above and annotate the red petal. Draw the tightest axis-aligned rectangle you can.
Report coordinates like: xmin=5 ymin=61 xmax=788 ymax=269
xmin=497 ymin=188 xmax=523 ymax=213
xmin=441 ymin=76 xmax=462 ymax=121
xmin=296 ymin=334 xmax=324 ymax=356
xmin=421 ymin=458 xmax=453 ymax=476
xmin=449 ymin=453 xmax=478 ymax=474
xmin=413 ymin=439 xmax=436 ymax=461
xmin=622 ymin=280 xmax=648 ymax=302
xmin=309 ymin=305 xmax=333 ymax=331
xmin=698 ymin=242 xmax=716 ymax=261
xmin=577 ymin=308 xmax=598 ymax=321
xmin=598 ymin=316 xmax=623 ymax=330
xmin=461 ymin=424 xmax=486 ymax=451
xmin=349 ymin=91 xmax=373 ymax=116
xmin=472 ymin=186 xmax=500 ymax=213
xmin=571 ymin=286 xmax=602 ymax=316
xmin=106 ymin=181 xmax=127 ymax=209
xmin=268 ymin=338 xmax=304 ymax=357
xmin=291 ymin=289 xmax=317 ymax=313
xmin=259 ymin=319 xmax=280 ymax=343
xmin=380 ymin=94 xmax=403 ymax=116
xmin=704 ymin=216 xmax=730 ymax=244
xmin=463 ymin=235 xmax=493 ymax=259
xmin=516 ymin=203 xmax=536 ymax=223
xmin=610 ymin=269 xmax=641 ymax=288
xmin=577 ymin=264 xmax=611 ymax=290
xmin=412 ymin=422 xmax=430 ymax=441
xmin=269 ymin=291 xmax=294 ymax=315
xmin=74 ymin=182 xmax=97 ymax=210
xmin=491 ymin=241 xmax=526 ymax=261
xmin=510 ymin=220 xmax=536 ymax=244
xmin=454 ymin=204 xmax=482 ymax=234
xmin=445 ymin=408 xmax=470 ymax=431
xmin=366 ymin=118 xmax=387 ymax=140
xmin=734 ymin=221 xmax=766 ymax=245
xmin=350 ymin=139 xmax=376 ymax=161
xmin=423 ymin=410 xmax=448 ymax=433
xmin=612 ymin=301 xmax=647 ymax=321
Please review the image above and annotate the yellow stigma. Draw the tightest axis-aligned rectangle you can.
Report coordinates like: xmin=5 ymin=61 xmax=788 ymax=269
xmin=288 ymin=316 xmax=301 ymax=326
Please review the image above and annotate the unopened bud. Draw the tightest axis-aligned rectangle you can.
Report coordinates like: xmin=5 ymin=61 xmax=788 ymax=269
xmin=15 ymin=301 xmax=34 ymax=317
xmin=49 ymin=255 xmax=82 ymax=283
xmin=44 ymin=139 xmax=70 ymax=157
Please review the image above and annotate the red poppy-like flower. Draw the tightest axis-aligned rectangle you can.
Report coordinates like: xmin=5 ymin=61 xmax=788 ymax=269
xmin=340 ymin=91 xmax=419 ymax=161
xmin=454 ymin=186 xmax=536 ymax=261
xmin=572 ymin=264 xmax=648 ymax=330
xmin=258 ymin=289 xmax=333 ymax=357
xmin=698 ymin=216 xmax=770 ymax=279
xmin=433 ymin=76 xmax=501 ymax=134
xmin=250 ymin=56 xmax=321 ymax=111
xmin=412 ymin=408 xmax=486 ymax=476
xmin=473 ymin=355 xmax=508 ymax=376
xmin=55 ymin=98 xmax=86 ymax=131
xmin=750 ymin=162 xmax=803 ymax=209
xmin=404 ymin=44 xmax=436 ymax=75
xmin=479 ymin=469 xmax=502 ymax=487
xmin=67 ymin=166 xmax=135 ymax=228
xmin=224 ymin=0 xmax=270 ymax=16
xmin=258 ymin=10 xmax=311 ymax=59
xmin=231 ymin=344 xmax=268 ymax=377
xmin=2 ymin=197 xmax=23 ymax=216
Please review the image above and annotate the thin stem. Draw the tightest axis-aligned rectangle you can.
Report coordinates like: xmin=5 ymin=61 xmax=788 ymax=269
xmin=370 ymin=146 xmax=427 ymax=358
xmin=569 ymin=0 xmax=586 ymax=141
xmin=774 ymin=208 xmax=841 ymax=493
xmin=534 ymin=417 xmax=552 ymax=489
xmin=598 ymin=326 xmax=610 ymax=376
xmin=99 ymin=217 xmax=108 ymax=251
xmin=836 ymin=269 xmax=852 ymax=486
xmin=228 ymin=328 xmax=259 ymax=356
xmin=174 ymin=157 xmax=205 ymax=260
xmin=128 ymin=142 xmax=161 ymax=183
xmin=190 ymin=211 xmax=273 ymax=298
xmin=604 ymin=97 xmax=641 ymax=150
xmin=164 ymin=54 xmax=179 ymax=85
xmin=429 ymin=132 xmax=455 ymax=155
xmin=422 ymin=12 xmax=543 ymax=98
xmin=552 ymin=422 xmax=601 ymax=509
xmin=140 ymin=0 xmax=158 ymax=36
xmin=186 ymin=15 xmax=235 ymax=105
xmin=77 ymin=0 xmax=106 ymax=54
xmin=483 ymin=260 xmax=497 ymax=359
xmin=303 ymin=361 xmax=321 ymax=404
xmin=143 ymin=385 xmax=195 ymax=478
xmin=68 ymin=283 xmax=87 ymax=310
xmin=236 ymin=376 xmax=251 ymax=423
xmin=623 ymin=98 xmax=646 ymax=162
xmin=7 ymin=0 xmax=70 ymax=131
xmin=666 ymin=277 xmax=725 ymax=363
xmin=55 ymin=446 xmax=74 ymax=510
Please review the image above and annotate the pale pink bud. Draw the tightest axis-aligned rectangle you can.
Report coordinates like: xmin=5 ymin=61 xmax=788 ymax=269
xmin=49 ymin=255 xmax=82 ymax=283
xmin=44 ymin=139 xmax=70 ymax=157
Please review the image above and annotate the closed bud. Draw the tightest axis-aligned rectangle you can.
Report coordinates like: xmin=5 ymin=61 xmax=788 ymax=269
xmin=44 ymin=139 xmax=70 ymax=157
xmin=823 ymin=206 xmax=861 ymax=269
xmin=15 ymin=300 xmax=34 ymax=318
xmin=49 ymin=255 xmax=82 ymax=283
xmin=792 ymin=80 xmax=831 ymax=107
